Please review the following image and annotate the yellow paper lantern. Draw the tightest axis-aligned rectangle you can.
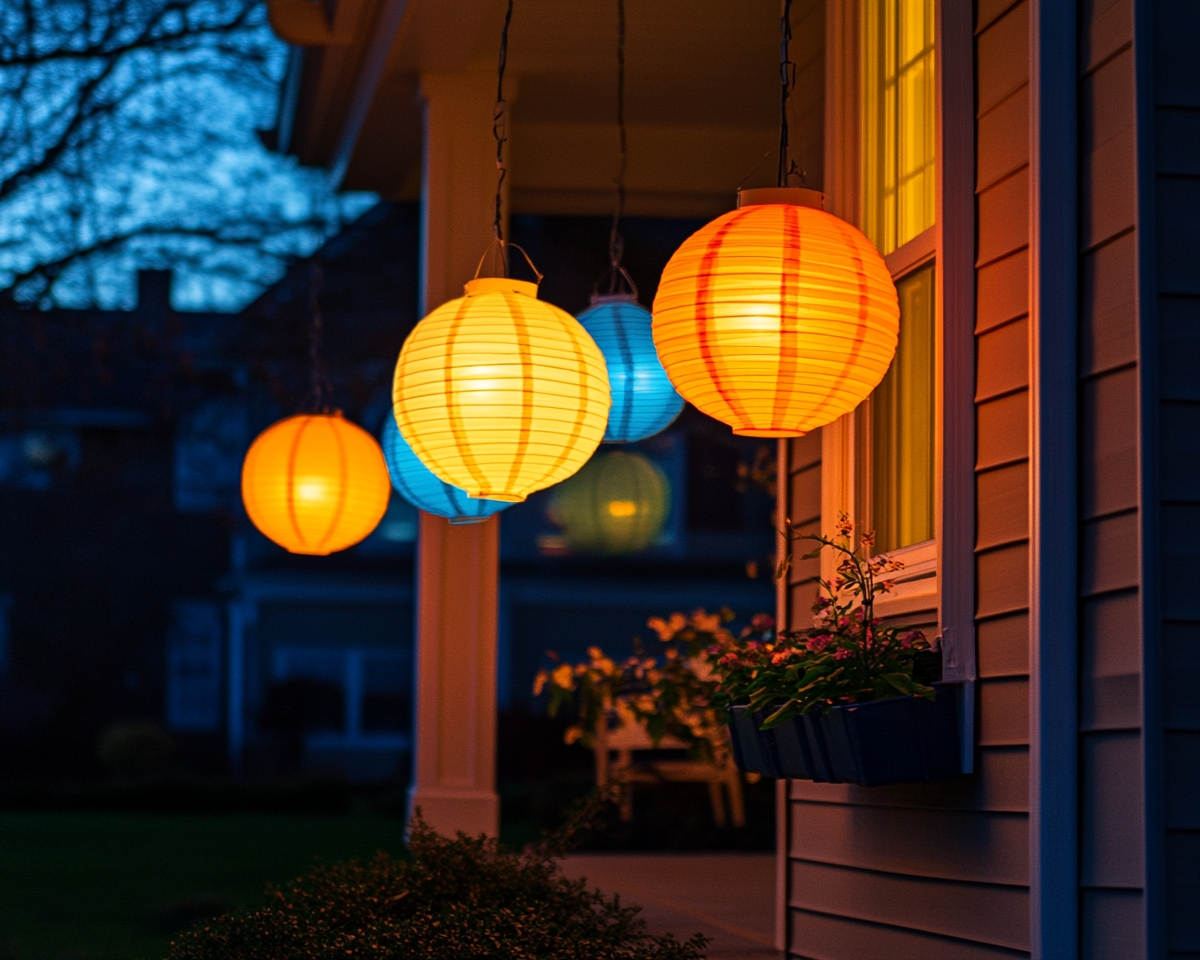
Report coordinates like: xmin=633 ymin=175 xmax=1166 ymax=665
xmin=241 ymin=413 xmax=391 ymax=555
xmin=549 ymin=449 xmax=670 ymax=555
xmin=652 ymin=187 xmax=899 ymax=437
xmin=393 ymin=277 xmax=611 ymax=502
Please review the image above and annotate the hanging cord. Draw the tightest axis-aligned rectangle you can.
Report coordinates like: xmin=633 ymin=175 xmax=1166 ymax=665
xmin=777 ymin=0 xmax=795 ymax=187
xmin=607 ymin=0 xmax=627 ymax=287
xmin=597 ymin=0 xmax=637 ymax=299
xmin=492 ymin=0 xmax=514 ymax=259
xmin=307 ymin=259 xmax=333 ymax=413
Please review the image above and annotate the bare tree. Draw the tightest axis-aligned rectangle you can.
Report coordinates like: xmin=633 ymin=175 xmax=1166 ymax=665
xmin=0 ymin=0 xmax=371 ymax=310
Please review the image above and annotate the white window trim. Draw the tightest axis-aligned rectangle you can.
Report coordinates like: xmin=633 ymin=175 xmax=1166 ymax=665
xmin=821 ymin=0 xmax=976 ymax=673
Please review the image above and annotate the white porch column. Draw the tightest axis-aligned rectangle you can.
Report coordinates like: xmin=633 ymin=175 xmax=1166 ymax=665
xmin=407 ymin=71 xmax=510 ymax=838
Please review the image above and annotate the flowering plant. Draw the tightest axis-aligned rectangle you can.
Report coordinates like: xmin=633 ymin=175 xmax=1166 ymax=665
xmin=533 ymin=609 xmax=761 ymax=764
xmin=731 ymin=514 xmax=936 ymax=727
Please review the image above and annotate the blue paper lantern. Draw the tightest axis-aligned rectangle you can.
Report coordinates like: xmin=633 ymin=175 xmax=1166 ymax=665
xmin=576 ymin=294 xmax=684 ymax=442
xmin=380 ymin=415 xmax=511 ymax=525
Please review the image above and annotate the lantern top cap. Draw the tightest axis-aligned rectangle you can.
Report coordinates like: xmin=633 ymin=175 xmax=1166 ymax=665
xmin=737 ymin=186 xmax=824 ymax=210
xmin=464 ymin=277 xmax=539 ymax=298
xmin=588 ymin=292 xmax=640 ymax=308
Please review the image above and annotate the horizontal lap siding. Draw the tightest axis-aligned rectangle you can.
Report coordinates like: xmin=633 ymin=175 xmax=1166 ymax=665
xmin=973 ymin=0 xmax=1033 ymax=948
xmin=1078 ymin=1 xmax=1146 ymax=952
xmin=784 ymin=5 xmax=1034 ymax=956
xmin=787 ymin=431 xmax=823 ymax=630
xmin=1154 ymin=0 xmax=1200 ymax=952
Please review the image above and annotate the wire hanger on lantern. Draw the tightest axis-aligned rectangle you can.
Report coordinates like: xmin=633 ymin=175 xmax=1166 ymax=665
xmin=306 ymin=258 xmax=335 ymax=414
xmin=777 ymin=0 xmax=807 ymax=188
xmin=474 ymin=0 xmax=545 ymax=285
xmin=593 ymin=0 xmax=638 ymax=300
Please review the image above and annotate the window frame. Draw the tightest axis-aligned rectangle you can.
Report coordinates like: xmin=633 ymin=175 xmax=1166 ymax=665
xmin=819 ymin=0 xmax=976 ymax=668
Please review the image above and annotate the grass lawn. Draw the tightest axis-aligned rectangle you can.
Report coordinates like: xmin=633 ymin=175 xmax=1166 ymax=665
xmin=0 ymin=812 xmax=403 ymax=960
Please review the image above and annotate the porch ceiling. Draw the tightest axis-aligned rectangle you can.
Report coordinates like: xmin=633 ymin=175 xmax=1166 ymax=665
xmin=271 ymin=0 xmax=824 ymax=217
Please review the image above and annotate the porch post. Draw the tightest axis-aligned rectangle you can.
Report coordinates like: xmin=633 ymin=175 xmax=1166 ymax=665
xmin=407 ymin=71 xmax=509 ymax=838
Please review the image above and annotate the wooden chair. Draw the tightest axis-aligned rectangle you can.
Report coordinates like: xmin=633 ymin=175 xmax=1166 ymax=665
xmin=593 ymin=717 xmax=746 ymax=827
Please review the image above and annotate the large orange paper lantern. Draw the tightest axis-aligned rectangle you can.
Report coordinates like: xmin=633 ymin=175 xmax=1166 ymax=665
xmin=241 ymin=413 xmax=391 ymax=555
xmin=393 ymin=277 xmax=611 ymax=502
xmin=652 ymin=187 xmax=899 ymax=437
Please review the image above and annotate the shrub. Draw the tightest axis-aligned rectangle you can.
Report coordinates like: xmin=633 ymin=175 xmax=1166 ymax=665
xmin=168 ymin=817 xmax=707 ymax=960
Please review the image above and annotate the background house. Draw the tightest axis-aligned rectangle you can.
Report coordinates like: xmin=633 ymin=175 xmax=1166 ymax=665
xmin=0 ymin=200 xmax=774 ymax=785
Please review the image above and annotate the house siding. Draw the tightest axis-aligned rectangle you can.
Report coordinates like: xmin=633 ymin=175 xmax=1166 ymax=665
xmin=1151 ymin=0 xmax=1200 ymax=955
xmin=1077 ymin=2 xmax=1146 ymax=951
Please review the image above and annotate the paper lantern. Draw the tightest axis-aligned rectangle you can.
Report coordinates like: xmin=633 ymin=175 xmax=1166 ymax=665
xmin=549 ymin=449 xmax=670 ymax=554
xmin=241 ymin=413 xmax=390 ymax=555
xmin=393 ymin=277 xmax=611 ymax=502
xmin=652 ymin=187 xmax=899 ymax=437
xmin=380 ymin=413 xmax=510 ymax=525
xmin=576 ymin=294 xmax=685 ymax=442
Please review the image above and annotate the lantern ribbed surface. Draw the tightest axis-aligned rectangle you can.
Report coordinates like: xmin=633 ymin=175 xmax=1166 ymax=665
xmin=576 ymin=294 xmax=685 ymax=442
xmin=549 ymin=449 xmax=670 ymax=555
xmin=393 ymin=278 xmax=611 ymax=502
xmin=241 ymin=413 xmax=391 ymax=555
xmin=651 ymin=193 xmax=899 ymax=437
xmin=380 ymin=413 xmax=510 ymax=525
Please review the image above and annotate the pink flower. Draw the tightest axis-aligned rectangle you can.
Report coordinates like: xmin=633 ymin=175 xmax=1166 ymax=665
xmin=706 ymin=644 xmax=722 ymax=656
xmin=834 ymin=648 xmax=853 ymax=660
xmin=807 ymin=635 xmax=829 ymax=653
xmin=751 ymin=613 xmax=776 ymax=630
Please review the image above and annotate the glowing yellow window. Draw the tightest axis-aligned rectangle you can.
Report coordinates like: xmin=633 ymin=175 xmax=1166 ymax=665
xmin=861 ymin=0 xmax=936 ymax=256
xmin=857 ymin=263 xmax=935 ymax=553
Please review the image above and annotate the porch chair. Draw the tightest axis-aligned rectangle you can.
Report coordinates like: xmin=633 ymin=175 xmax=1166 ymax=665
xmin=593 ymin=718 xmax=746 ymax=827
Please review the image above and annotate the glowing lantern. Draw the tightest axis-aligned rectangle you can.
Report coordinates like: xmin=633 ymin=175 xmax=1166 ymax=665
xmin=576 ymin=294 xmax=685 ymax=442
xmin=549 ymin=449 xmax=670 ymax=554
xmin=241 ymin=413 xmax=390 ymax=555
xmin=393 ymin=277 xmax=611 ymax=502
xmin=651 ymin=187 xmax=899 ymax=437
xmin=380 ymin=414 xmax=510 ymax=525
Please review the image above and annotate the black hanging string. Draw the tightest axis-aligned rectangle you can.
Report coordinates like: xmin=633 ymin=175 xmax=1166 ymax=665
xmin=307 ymin=259 xmax=333 ymax=413
xmin=606 ymin=0 xmax=627 ymax=289
xmin=777 ymin=0 xmax=795 ymax=187
xmin=492 ymin=0 xmax=514 ymax=259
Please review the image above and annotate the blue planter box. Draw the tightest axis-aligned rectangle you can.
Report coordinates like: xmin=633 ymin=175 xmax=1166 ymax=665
xmin=770 ymin=712 xmax=842 ymax=782
xmin=821 ymin=682 xmax=961 ymax=786
xmin=728 ymin=705 xmax=782 ymax=777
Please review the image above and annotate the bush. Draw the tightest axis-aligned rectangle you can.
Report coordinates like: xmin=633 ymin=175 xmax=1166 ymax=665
xmin=168 ymin=817 xmax=707 ymax=960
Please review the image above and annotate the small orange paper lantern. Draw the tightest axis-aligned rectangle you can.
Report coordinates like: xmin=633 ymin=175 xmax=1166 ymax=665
xmin=241 ymin=413 xmax=391 ymax=555
xmin=652 ymin=187 xmax=900 ymax=437
xmin=393 ymin=277 xmax=610 ymax=503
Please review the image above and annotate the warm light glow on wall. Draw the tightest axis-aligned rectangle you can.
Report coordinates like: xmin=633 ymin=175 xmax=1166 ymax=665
xmin=393 ymin=278 xmax=611 ymax=502
xmin=549 ymin=449 xmax=669 ymax=554
xmin=241 ymin=413 xmax=391 ymax=555
xmin=380 ymin=413 xmax=510 ymax=525
xmin=652 ymin=188 xmax=899 ymax=437
xmin=576 ymin=295 xmax=684 ymax=442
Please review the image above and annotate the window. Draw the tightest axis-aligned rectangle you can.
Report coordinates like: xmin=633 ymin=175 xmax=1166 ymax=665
xmin=857 ymin=262 xmax=936 ymax=554
xmin=861 ymin=0 xmax=937 ymax=256
xmin=821 ymin=0 xmax=940 ymax=610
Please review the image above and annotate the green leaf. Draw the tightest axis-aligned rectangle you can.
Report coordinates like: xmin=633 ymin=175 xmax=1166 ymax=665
xmin=760 ymin=701 xmax=798 ymax=729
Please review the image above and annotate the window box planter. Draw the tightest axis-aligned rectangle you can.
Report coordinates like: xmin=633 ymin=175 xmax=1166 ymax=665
xmin=770 ymin=712 xmax=840 ymax=782
xmin=728 ymin=683 xmax=961 ymax=786
xmin=728 ymin=705 xmax=782 ymax=777
xmin=820 ymin=682 xmax=961 ymax=786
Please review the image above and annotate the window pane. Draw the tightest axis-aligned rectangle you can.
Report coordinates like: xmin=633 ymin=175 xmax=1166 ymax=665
xmin=865 ymin=262 xmax=935 ymax=552
xmin=861 ymin=0 xmax=936 ymax=255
